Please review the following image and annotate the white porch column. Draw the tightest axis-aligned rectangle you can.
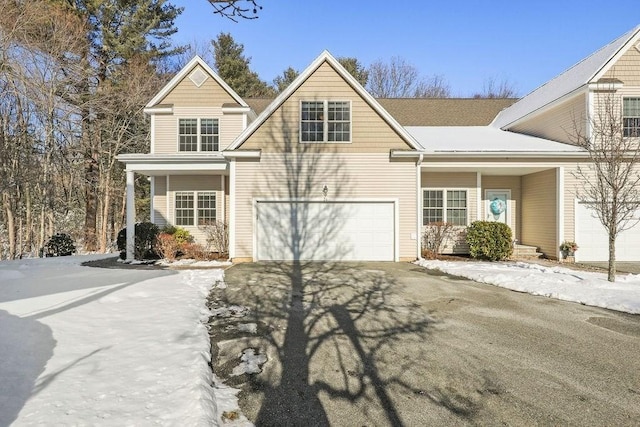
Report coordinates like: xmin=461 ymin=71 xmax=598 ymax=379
xmin=126 ymin=169 xmax=136 ymax=261
xmin=476 ymin=172 xmax=482 ymax=222
xmin=556 ymin=166 xmax=565 ymax=260
xmin=228 ymin=159 xmax=236 ymax=260
xmin=416 ymin=154 xmax=423 ymax=260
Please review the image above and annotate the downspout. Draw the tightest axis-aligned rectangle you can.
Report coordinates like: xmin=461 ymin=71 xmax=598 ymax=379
xmin=416 ymin=153 xmax=424 ymax=260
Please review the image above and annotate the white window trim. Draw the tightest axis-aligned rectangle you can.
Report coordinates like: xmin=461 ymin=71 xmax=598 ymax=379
xmin=177 ymin=117 xmax=220 ymax=152
xmin=422 ymin=188 xmax=469 ymax=226
xmin=174 ymin=191 xmax=217 ymax=227
xmin=299 ymin=100 xmax=352 ymax=144
xmin=622 ymin=96 xmax=640 ymax=138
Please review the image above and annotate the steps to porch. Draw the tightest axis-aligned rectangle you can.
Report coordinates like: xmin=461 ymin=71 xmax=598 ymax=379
xmin=511 ymin=244 xmax=543 ymax=259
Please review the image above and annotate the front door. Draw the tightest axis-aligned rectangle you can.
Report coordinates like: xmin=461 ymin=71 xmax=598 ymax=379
xmin=485 ymin=190 xmax=510 ymax=224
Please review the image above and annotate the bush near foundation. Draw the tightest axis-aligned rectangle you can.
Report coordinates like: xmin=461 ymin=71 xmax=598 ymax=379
xmin=117 ymin=222 xmax=159 ymax=260
xmin=465 ymin=221 xmax=513 ymax=261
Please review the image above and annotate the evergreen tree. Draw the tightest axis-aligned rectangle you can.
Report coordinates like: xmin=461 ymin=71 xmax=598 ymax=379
xmin=212 ymin=32 xmax=274 ymax=97
xmin=55 ymin=0 xmax=183 ymax=251
xmin=273 ymin=67 xmax=299 ymax=93
xmin=337 ymin=57 xmax=369 ymax=87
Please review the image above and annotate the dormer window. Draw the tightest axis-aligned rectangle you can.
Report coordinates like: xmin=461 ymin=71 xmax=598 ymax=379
xmin=300 ymin=100 xmax=351 ymax=142
xmin=623 ymin=98 xmax=640 ymax=137
xmin=179 ymin=118 xmax=219 ymax=151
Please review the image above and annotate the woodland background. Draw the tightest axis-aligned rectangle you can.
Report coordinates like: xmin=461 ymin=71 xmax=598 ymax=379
xmin=0 ymin=0 xmax=514 ymax=260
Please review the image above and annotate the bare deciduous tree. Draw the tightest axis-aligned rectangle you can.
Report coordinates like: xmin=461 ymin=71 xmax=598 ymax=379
xmin=571 ymin=92 xmax=640 ymax=282
xmin=473 ymin=76 xmax=518 ymax=98
xmin=367 ymin=56 xmax=450 ymax=98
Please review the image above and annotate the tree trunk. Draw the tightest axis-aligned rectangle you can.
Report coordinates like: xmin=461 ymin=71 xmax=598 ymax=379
xmin=608 ymin=234 xmax=616 ymax=282
xmin=25 ymin=186 xmax=32 ymax=256
xmin=3 ymin=193 xmax=16 ymax=260
xmin=83 ymin=136 xmax=99 ymax=251
xmin=99 ymin=174 xmax=111 ymax=253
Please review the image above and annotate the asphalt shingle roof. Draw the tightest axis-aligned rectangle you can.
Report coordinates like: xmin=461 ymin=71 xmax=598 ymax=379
xmin=245 ymin=97 xmax=517 ymax=127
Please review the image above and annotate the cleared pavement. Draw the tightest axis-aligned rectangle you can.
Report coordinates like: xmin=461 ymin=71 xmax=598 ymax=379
xmin=216 ymin=261 xmax=640 ymax=426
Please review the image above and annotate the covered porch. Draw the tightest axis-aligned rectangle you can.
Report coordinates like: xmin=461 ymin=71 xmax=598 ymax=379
xmin=117 ymin=153 xmax=229 ymax=261
xmin=420 ymin=163 xmax=565 ymax=259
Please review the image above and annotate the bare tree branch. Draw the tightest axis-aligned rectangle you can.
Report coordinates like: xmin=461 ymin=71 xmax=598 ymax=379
xmin=207 ymin=0 xmax=262 ymax=22
xmin=570 ymin=91 xmax=640 ymax=281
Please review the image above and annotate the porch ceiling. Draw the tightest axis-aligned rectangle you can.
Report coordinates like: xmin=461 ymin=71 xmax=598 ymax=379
xmin=421 ymin=165 xmax=555 ymax=176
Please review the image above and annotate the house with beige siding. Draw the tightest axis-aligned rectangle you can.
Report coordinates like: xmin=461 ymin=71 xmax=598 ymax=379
xmin=119 ymin=25 xmax=640 ymax=263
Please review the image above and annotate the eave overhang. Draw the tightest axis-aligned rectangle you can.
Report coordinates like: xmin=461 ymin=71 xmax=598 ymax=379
xmin=390 ymin=150 xmax=589 ymax=159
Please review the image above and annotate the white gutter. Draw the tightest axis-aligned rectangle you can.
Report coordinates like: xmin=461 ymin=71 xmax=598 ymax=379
xmin=143 ymin=106 xmax=173 ymax=115
xmin=390 ymin=150 xmax=588 ymax=159
xmin=222 ymin=150 xmax=262 ymax=159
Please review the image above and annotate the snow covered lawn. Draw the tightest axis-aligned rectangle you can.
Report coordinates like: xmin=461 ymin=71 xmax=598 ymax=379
xmin=0 ymin=255 xmax=226 ymax=426
xmin=416 ymin=259 xmax=640 ymax=314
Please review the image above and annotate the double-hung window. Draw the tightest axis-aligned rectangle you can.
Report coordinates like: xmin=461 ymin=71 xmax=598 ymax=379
xmin=175 ymin=192 xmax=216 ymax=226
xmin=179 ymin=118 xmax=219 ymax=151
xmin=423 ymin=189 xmax=467 ymax=226
xmin=623 ymin=97 xmax=640 ymax=137
xmin=301 ymin=101 xmax=351 ymax=142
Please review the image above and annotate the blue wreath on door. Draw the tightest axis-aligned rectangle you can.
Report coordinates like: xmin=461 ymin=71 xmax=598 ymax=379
xmin=489 ymin=198 xmax=506 ymax=215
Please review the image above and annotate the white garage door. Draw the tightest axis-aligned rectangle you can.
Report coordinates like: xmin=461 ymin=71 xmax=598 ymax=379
xmin=256 ymin=201 xmax=395 ymax=261
xmin=575 ymin=202 xmax=640 ymax=261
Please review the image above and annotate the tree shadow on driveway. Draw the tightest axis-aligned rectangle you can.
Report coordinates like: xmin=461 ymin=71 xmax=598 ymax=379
xmin=221 ymin=261 xmax=446 ymax=426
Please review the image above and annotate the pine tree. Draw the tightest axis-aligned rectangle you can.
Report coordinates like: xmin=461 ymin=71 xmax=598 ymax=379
xmin=212 ymin=32 xmax=274 ymax=98
xmin=55 ymin=0 xmax=182 ymax=251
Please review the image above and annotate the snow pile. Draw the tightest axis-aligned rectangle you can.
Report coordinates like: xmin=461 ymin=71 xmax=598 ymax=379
xmin=156 ymin=258 xmax=232 ymax=268
xmin=416 ymin=259 xmax=640 ymax=314
xmin=231 ymin=348 xmax=268 ymax=376
xmin=0 ymin=255 xmax=226 ymax=426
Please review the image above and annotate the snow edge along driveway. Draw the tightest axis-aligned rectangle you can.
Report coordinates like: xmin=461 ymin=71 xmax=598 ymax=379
xmin=416 ymin=260 xmax=640 ymax=314
xmin=0 ymin=256 xmax=241 ymax=426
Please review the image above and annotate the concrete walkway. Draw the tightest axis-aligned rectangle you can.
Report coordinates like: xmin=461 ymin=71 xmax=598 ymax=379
xmin=216 ymin=261 xmax=640 ymax=426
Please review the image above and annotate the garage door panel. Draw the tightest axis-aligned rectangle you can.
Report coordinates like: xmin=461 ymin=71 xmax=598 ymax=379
xmin=575 ymin=202 xmax=640 ymax=262
xmin=257 ymin=201 xmax=395 ymax=261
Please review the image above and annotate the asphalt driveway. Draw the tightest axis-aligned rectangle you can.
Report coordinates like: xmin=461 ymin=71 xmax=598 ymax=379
xmin=216 ymin=261 xmax=640 ymax=426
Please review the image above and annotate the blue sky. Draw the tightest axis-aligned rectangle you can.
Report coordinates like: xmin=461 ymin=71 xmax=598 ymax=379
xmin=170 ymin=0 xmax=640 ymax=97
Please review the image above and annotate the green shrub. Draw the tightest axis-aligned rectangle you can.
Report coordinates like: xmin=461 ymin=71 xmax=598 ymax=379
xmin=44 ymin=233 xmax=76 ymax=257
xmin=160 ymin=225 xmax=178 ymax=235
xmin=159 ymin=225 xmax=193 ymax=245
xmin=465 ymin=221 xmax=513 ymax=261
xmin=172 ymin=227 xmax=193 ymax=245
xmin=117 ymin=222 xmax=160 ymax=260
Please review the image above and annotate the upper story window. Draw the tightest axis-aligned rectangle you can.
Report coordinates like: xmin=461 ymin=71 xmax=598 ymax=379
xmin=300 ymin=101 xmax=351 ymax=142
xmin=623 ymin=97 xmax=640 ymax=137
xmin=179 ymin=118 xmax=219 ymax=152
xmin=423 ymin=189 xmax=467 ymax=226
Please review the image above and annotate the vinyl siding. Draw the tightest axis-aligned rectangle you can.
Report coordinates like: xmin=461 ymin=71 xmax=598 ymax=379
xmin=521 ymin=169 xmax=557 ymax=257
xmin=159 ymin=64 xmax=237 ymax=107
xmin=165 ymin=175 xmax=225 ymax=245
xmin=563 ymin=164 xmax=581 ymax=244
xmin=481 ymin=176 xmax=521 ymax=240
xmin=153 ymin=107 xmax=244 ymax=154
xmin=420 ymin=172 xmax=477 ymax=254
xmin=153 ymin=176 xmax=168 ymax=227
xmin=239 ymin=61 xmax=412 ymax=153
xmin=233 ymin=153 xmax=417 ymax=260
xmin=603 ymin=44 xmax=640 ymax=85
xmin=509 ymin=94 xmax=586 ymax=144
